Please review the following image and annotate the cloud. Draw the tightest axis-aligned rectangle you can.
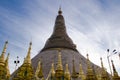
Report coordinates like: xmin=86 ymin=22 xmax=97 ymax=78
xmin=0 ymin=0 xmax=120 ymax=75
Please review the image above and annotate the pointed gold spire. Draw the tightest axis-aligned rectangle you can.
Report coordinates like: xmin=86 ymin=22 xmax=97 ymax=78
xmin=55 ymin=49 xmax=64 ymax=79
xmin=56 ymin=49 xmax=63 ymax=71
xmin=86 ymin=54 xmax=91 ymax=69
xmin=100 ymin=57 xmax=110 ymax=80
xmin=79 ymin=62 xmax=85 ymax=80
xmin=51 ymin=62 xmax=55 ymax=77
xmin=24 ymin=42 xmax=32 ymax=64
xmin=5 ymin=53 xmax=10 ymax=79
xmin=100 ymin=57 xmax=105 ymax=74
xmin=35 ymin=60 xmax=41 ymax=77
xmin=111 ymin=60 xmax=120 ymax=77
xmin=0 ymin=41 xmax=8 ymax=63
xmin=38 ymin=60 xmax=44 ymax=78
xmin=46 ymin=62 xmax=55 ymax=80
xmin=72 ymin=56 xmax=75 ymax=73
xmin=65 ymin=63 xmax=70 ymax=74
xmin=86 ymin=54 xmax=96 ymax=80
xmin=12 ymin=42 xmax=34 ymax=80
xmin=79 ymin=64 xmax=84 ymax=76
xmin=100 ymin=58 xmax=107 ymax=79
xmin=100 ymin=57 xmax=104 ymax=69
xmin=71 ymin=55 xmax=78 ymax=78
xmin=35 ymin=59 xmax=44 ymax=79
xmin=64 ymin=63 xmax=71 ymax=80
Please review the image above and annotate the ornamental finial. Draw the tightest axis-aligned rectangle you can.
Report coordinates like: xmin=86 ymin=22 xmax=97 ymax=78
xmin=58 ymin=6 xmax=62 ymax=15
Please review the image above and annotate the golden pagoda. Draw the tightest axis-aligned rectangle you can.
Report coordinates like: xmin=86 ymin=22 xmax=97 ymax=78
xmin=28 ymin=8 xmax=105 ymax=80
xmin=0 ymin=41 xmax=119 ymax=80
xmin=8 ymin=8 xmax=120 ymax=80
xmin=13 ymin=42 xmax=34 ymax=80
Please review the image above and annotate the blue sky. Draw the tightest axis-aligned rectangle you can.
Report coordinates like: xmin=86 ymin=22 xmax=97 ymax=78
xmin=0 ymin=0 xmax=120 ymax=75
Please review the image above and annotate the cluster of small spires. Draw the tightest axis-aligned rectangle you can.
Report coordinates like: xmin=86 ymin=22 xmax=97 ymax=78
xmin=0 ymin=41 xmax=120 ymax=80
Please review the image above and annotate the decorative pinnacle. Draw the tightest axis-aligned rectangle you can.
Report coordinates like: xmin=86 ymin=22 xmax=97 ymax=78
xmin=58 ymin=6 xmax=62 ymax=15
xmin=111 ymin=60 xmax=113 ymax=63
xmin=5 ymin=53 xmax=10 ymax=65
xmin=111 ymin=60 xmax=115 ymax=71
xmin=5 ymin=53 xmax=10 ymax=64
xmin=72 ymin=55 xmax=76 ymax=73
xmin=100 ymin=57 xmax=104 ymax=68
xmin=24 ymin=42 xmax=32 ymax=64
xmin=28 ymin=42 xmax=32 ymax=53
xmin=86 ymin=54 xmax=91 ymax=69
xmin=65 ymin=63 xmax=69 ymax=72
xmin=86 ymin=54 xmax=89 ymax=59
xmin=38 ymin=59 xmax=44 ymax=78
xmin=65 ymin=63 xmax=70 ymax=78
xmin=5 ymin=53 xmax=10 ymax=77
xmin=2 ymin=41 xmax=8 ymax=53
xmin=79 ymin=63 xmax=85 ymax=80
xmin=111 ymin=59 xmax=118 ymax=76
xmin=1 ymin=41 xmax=8 ymax=62
xmin=7 ymin=53 xmax=10 ymax=59
xmin=51 ymin=62 xmax=55 ymax=72
xmin=30 ymin=41 xmax=32 ymax=46
xmin=56 ymin=50 xmax=63 ymax=70
xmin=5 ymin=41 xmax=8 ymax=44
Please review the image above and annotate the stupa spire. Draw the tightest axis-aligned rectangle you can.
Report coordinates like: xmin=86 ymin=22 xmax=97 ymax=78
xmin=86 ymin=54 xmax=96 ymax=80
xmin=100 ymin=57 xmax=110 ymax=80
xmin=86 ymin=54 xmax=91 ymax=69
xmin=46 ymin=62 xmax=55 ymax=80
xmin=79 ymin=62 xmax=85 ymax=80
xmin=12 ymin=42 xmax=34 ymax=80
xmin=5 ymin=53 xmax=10 ymax=79
xmin=0 ymin=41 xmax=8 ymax=63
xmin=71 ymin=55 xmax=78 ymax=78
xmin=100 ymin=57 xmax=104 ymax=69
xmin=72 ymin=56 xmax=76 ymax=74
xmin=64 ymin=63 xmax=71 ymax=80
xmin=111 ymin=60 xmax=118 ymax=77
xmin=42 ymin=8 xmax=77 ymax=51
xmin=35 ymin=60 xmax=40 ymax=77
xmin=55 ymin=49 xmax=64 ymax=79
xmin=50 ymin=62 xmax=55 ymax=77
xmin=24 ymin=42 xmax=32 ymax=64
xmin=56 ymin=49 xmax=63 ymax=70
xmin=36 ymin=59 xmax=44 ymax=79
